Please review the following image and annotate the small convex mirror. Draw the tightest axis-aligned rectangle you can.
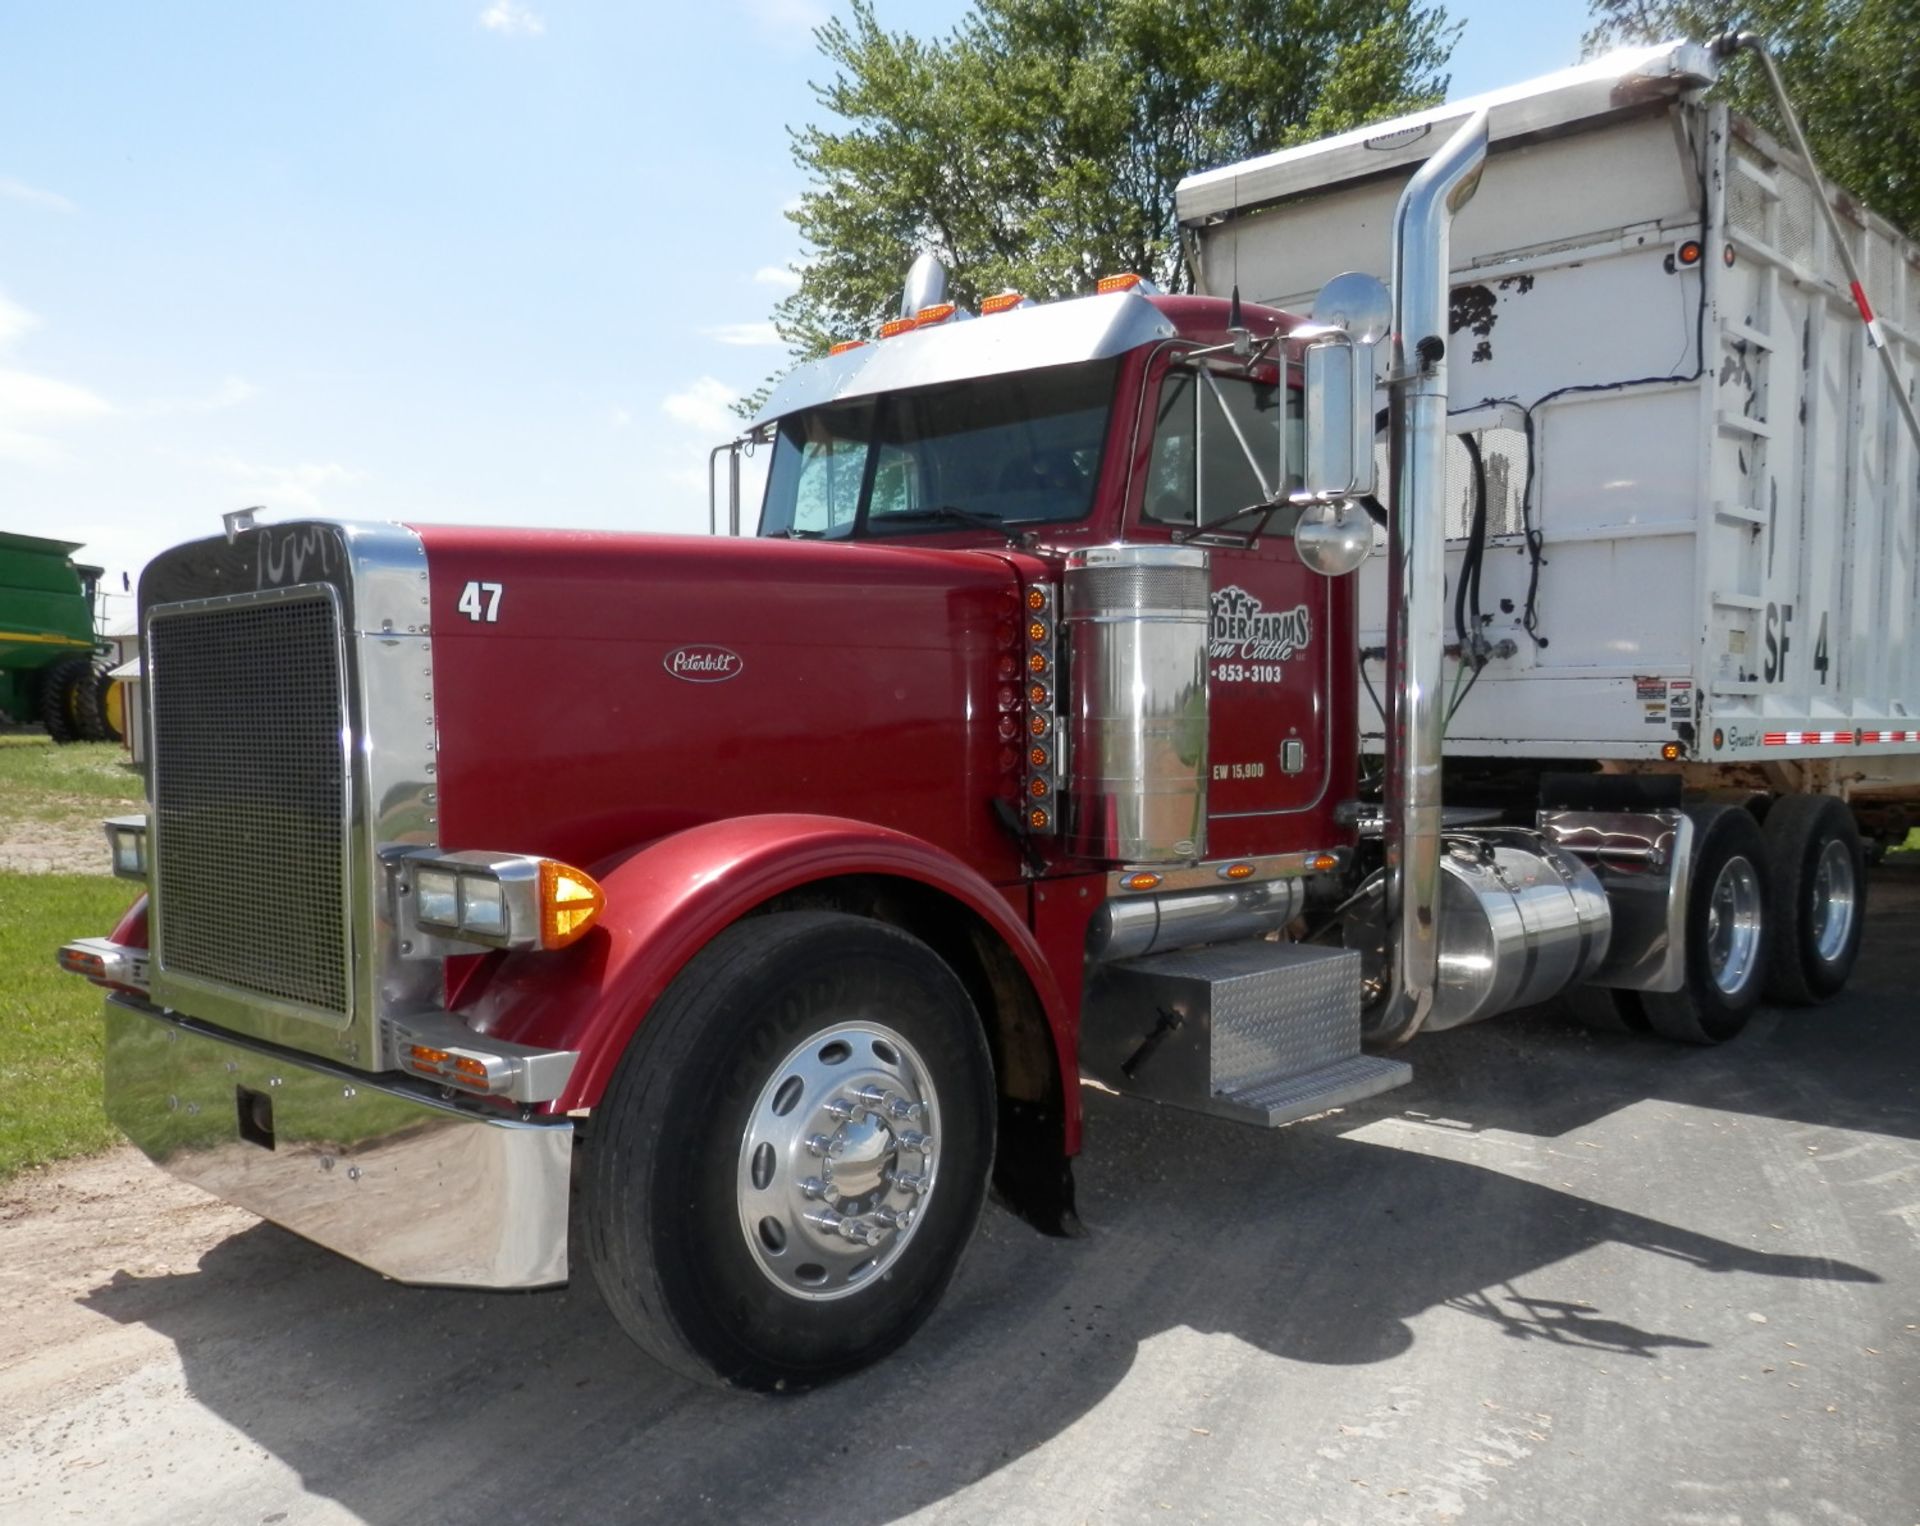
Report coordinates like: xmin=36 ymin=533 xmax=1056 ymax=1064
xmin=1295 ymin=271 xmax=1390 ymax=504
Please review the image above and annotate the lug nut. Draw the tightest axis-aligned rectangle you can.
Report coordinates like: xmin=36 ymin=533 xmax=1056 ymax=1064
xmin=805 ymin=1207 xmax=843 ymax=1235
xmin=805 ymin=1133 xmax=838 ymax=1157
xmin=896 ymin=1130 xmax=934 ymax=1156
xmin=801 ymin=1176 xmax=831 ymax=1200
xmin=876 ymin=1206 xmax=916 ymax=1231
xmin=825 ymin=1096 xmax=855 ymax=1122
xmin=888 ymin=1169 xmax=929 ymax=1196
xmin=887 ymin=1096 xmax=925 ymax=1123
xmin=839 ymin=1217 xmax=884 ymax=1247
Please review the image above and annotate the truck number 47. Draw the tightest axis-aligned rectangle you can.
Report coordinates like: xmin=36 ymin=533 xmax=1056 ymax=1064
xmin=458 ymin=581 xmax=503 ymax=623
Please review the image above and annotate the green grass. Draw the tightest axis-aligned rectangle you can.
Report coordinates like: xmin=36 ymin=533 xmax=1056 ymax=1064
xmin=0 ymin=872 xmax=137 ymax=1179
xmin=0 ymin=735 xmax=142 ymax=833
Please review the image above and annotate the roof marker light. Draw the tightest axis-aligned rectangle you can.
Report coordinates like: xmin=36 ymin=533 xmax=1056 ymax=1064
xmin=828 ymin=339 xmax=869 ymax=356
xmin=914 ymin=302 xmax=958 ymax=326
xmin=981 ymin=291 xmax=1030 ymax=315
xmin=878 ymin=316 xmax=918 ymax=339
xmin=1096 ymin=273 xmax=1163 ymax=295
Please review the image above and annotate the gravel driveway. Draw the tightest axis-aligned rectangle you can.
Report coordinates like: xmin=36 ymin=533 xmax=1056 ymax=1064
xmin=4 ymin=868 xmax=1916 ymax=1526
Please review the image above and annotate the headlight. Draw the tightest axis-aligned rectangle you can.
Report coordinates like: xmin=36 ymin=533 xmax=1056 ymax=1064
xmin=104 ymin=815 xmax=147 ymax=880
xmin=397 ymin=851 xmax=604 ymax=953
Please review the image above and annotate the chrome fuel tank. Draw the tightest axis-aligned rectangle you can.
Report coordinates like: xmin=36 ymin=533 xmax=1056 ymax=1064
xmin=1427 ymin=829 xmax=1612 ymax=1030
xmin=1062 ymin=545 xmax=1210 ymax=863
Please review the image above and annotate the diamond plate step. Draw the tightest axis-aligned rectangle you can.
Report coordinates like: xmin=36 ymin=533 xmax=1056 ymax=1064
xmin=1082 ymin=939 xmax=1413 ymax=1128
xmin=1212 ymin=1053 xmax=1412 ymax=1127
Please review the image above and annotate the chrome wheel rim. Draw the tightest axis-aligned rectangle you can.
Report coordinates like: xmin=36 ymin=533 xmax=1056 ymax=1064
xmin=1705 ymin=855 xmax=1764 ymax=996
xmin=737 ymin=1021 xmax=940 ymax=1302
xmin=1809 ymin=837 xmax=1857 ymax=964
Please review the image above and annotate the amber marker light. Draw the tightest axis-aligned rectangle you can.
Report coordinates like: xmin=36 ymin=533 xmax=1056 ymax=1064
xmin=1028 ymin=806 xmax=1051 ymax=829
xmin=1221 ymin=862 xmax=1255 ymax=881
xmin=1028 ymin=682 xmax=1049 ymax=706
xmin=1309 ymin=853 xmax=1340 ymax=873
xmin=1097 ymin=273 xmax=1144 ymax=293
xmin=1122 ymin=872 xmax=1162 ymax=892
xmin=828 ymin=339 xmax=868 ymax=356
xmin=1026 ymin=587 xmax=1048 ymax=611
xmin=537 ymin=860 xmax=605 ymax=949
xmin=1661 ymin=742 xmax=1683 ymax=760
xmin=1677 ymin=239 xmax=1703 ymax=267
xmin=981 ymin=291 xmax=1028 ymax=315
xmin=1029 ymin=745 xmax=1050 ymax=769
xmin=409 ymin=1044 xmax=452 ymax=1067
xmin=915 ymin=302 xmax=957 ymax=326
xmin=1028 ymin=712 xmax=1049 ymax=736
xmin=1028 ymin=776 xmax=1049 ymax=798
xmin=878 ymin=316 xmax=918 ymax=339
xmin=1028 ymin=651 xmax=1048 ymax=675
xmin=1028 ymin=619 xmax=1049 ymax=642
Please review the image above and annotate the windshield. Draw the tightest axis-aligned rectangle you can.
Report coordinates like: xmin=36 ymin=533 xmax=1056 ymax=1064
xmin=757 ymin=359 xmax=1118 ymax=538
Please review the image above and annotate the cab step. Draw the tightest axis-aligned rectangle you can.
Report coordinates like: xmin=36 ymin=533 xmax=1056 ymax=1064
xmin=1082 ymin=940 xmax=1411 ymax=1128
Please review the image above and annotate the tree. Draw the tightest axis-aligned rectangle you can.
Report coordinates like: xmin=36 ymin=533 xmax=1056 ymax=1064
xmin=1584 ymin=0 xmax=1918 ymax=235
xmin=761 ymin=0 xmax=1459 ymax=385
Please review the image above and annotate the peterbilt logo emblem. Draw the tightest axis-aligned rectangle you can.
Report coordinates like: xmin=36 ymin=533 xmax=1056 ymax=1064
xmin=664 ymin=645 xmax=744 ymax=683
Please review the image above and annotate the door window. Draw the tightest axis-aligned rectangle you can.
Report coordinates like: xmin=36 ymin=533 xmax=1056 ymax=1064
xmin=1144 ymin=369 xmax=1301 ymax=531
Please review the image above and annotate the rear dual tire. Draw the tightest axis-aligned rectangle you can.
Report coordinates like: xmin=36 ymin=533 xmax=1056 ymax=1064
xmin=1761 ymin=794 xmax=1865 ymax=1005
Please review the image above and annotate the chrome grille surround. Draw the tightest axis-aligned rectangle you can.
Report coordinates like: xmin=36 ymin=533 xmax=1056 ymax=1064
xmin=140 ymin=520 xmax=443 ymax=1072
xmin=148 ymin=584 xmax=354 ymax=1022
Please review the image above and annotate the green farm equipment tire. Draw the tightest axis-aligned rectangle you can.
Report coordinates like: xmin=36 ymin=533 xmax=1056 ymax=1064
xmin=36 ymin=655 xmax=92 ymax=745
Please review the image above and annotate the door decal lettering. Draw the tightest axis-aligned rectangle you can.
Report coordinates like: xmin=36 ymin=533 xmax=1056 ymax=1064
xmin=1209 ymin=586 xmax=1312 ymax=680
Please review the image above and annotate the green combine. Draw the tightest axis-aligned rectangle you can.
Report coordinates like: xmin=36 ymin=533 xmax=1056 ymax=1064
xmin=0 ymin=530 xmax=119 ymax=744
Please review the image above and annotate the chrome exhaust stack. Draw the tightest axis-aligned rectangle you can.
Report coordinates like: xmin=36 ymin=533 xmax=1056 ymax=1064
xmin=1371 ymin=109 xmax=1490 ymax=1047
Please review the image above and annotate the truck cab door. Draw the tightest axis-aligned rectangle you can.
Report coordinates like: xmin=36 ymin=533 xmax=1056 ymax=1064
xmin=1127 ymin=359 xmax=1344 ymax=855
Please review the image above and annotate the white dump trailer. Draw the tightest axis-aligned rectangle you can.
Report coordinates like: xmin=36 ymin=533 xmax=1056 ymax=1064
xmin=1178 ymin=40 xmax=1920 ymax=856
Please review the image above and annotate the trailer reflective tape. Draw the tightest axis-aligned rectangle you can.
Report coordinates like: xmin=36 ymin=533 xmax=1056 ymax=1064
xmin=1858 ymin=730 xmax=1920 ymax=744
xmin=1762 ymin=730 xmax=1855 ymax=746
xmin=1850 ymin=281 xmax=1887 ymax=349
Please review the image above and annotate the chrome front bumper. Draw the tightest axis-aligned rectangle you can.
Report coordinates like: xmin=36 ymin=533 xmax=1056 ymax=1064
xmin=103 ymin=995 xmax=572 ymax=1289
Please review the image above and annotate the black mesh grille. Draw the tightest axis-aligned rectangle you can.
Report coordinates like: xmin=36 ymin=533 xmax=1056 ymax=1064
xmin=148 ymin=592 xmax=350 ymax=1017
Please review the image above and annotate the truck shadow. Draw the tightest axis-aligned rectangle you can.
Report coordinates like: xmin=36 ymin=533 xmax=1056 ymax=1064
xmin=79 ymin=989 xmax=1891 ymax=1526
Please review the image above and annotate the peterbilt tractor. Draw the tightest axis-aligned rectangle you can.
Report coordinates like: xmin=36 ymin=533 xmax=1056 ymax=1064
xmin=61 ymin=40 xmax=1916 ymax=1391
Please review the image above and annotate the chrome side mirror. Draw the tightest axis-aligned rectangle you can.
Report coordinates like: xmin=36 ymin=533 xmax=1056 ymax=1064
xmin=1294 ymin=271 xmax=1390 ymax=504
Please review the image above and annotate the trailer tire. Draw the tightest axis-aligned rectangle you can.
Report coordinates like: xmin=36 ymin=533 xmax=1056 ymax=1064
xmin=582 ymin=909 xmax=995 ymax=1392
xmin=36 ymin=656 xmax=91 ymax=745
xmin=1762 ymin=794 xmax=1866 ymax=1005
xmin=1641 ymin=805 xmax=1770 ymax=1044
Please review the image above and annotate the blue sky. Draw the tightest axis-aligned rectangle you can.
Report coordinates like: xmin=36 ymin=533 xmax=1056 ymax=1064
xmin=0 ymin=0 xmax=1595 ymax=633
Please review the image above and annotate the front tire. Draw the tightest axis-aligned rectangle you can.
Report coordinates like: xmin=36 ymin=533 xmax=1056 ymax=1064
xmin=583 ymin=910 xmax=995 ymax=1391
xmin=1642 ymin=805 xmax=1770 ymax=1044
xmin=1762 ymin=794 xmax=1866 ymax=1004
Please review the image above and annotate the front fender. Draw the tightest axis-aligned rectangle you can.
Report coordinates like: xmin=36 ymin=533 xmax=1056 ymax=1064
xmin=456 ymin=814 xmax=1071 ymax=1117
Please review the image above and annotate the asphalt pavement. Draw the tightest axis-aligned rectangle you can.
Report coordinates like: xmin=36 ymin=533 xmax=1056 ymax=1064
xmin=3 ymin=866 xmax=1916 ymax=1526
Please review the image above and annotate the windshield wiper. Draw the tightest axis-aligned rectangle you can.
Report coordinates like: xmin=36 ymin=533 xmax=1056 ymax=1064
xmin=870 ymin=506 xmax=1008 ymax=534
xmin=1173 ymin=498 xmax=1286 ymax=544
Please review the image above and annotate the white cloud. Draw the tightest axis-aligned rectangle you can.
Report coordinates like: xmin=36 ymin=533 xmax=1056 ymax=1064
xmin=661 ymin=376 xmax=742 ymax=438
xmin=0 ymin=293 xmax=40 ymax=346
xmin=206 ymin=457 xmax=365 ymax=513
xmin=141 ymin=375 xmax=258 ymax=416
xmin=0 ymin=177 xmax=75 ymax=214
xmin=479 ymin=1 xmax=546 ymax=36
xmin=0 ymin=354 xmax=112 ymax=464
xmin=746 ymin=0 xmax=830 ymax=34
xmin=753 ymin=264 xmax=802 ymax=292
xmin=704 ymin=321 xmax=781 ymax=347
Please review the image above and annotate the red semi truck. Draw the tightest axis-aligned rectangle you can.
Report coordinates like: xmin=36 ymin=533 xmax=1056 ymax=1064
xmin=58 ymin=46 xmax=1905 ymax=1392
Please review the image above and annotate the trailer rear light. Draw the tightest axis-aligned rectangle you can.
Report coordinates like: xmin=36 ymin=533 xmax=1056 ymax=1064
xmin=878 ymin=316 xmax=918 ymax=339
xmin=1096 ymin=273 xmax=1162 ymax=295
xmin=828 ymin=339 xmax=868 ymax=356
xmin=104 ymin=815 xmax=147 ymax=881
xmin=396 ymin=851 xmax=605 ymax=953
xmin=1676 ymin=239 xmax=1703 ymax=267
xmin=981 ymin=291 xmax=1031 ymax=315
